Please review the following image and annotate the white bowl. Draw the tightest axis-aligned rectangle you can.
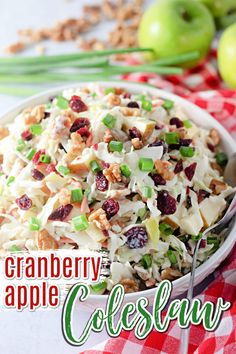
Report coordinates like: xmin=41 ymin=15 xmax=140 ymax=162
xmin=2 ymin=81 xmax=236 ymax=310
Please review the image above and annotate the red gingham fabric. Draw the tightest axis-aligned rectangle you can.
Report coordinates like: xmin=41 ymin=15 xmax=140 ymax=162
xmin=81 ymin=49 xmax=236 ymax=354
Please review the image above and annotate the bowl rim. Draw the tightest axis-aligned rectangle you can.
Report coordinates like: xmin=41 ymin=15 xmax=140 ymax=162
xmin=1 ymin=80 xmax=236 ymax=302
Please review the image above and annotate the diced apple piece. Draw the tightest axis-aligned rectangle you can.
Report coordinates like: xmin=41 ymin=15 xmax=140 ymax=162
xmin=144 ymin=216 xmax=160 ymax=246
xmin=122 ymin=118 xmax=155 ymax=140
xmin=69 ymin=151 xmax=95 ymax=173
xmin=86 ymin=223 xmax=106 ymax=243
xmin=200 ymin=196 xmax=226 ymax=227
xmin=180 ymin=210 xmax=204 ymax=236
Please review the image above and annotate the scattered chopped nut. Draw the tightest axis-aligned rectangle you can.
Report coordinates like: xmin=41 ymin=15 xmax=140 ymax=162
xmin=120 ymin=107 xmax=141 ymax=117
xmin=210 ymin=161 xmax=223 ymax=175
xmin=88 ymin=208 xmax=111 ymax=230
xmin=145 ymin=278 xmax=156 ymax=288
xmin=38 ymin=229 xmax=59 ymax=250
xmin=107 ymin=93 xmax=121 ymax=106
xmin=131 ymin=137 xmax=143 ymax=149
xmin=66 ymin=133 xmax=85 ymax=162
xmin=103 ymin=129 xmax=113 ymax=143
xmin=119 ymin=278 xmax=139 ymax=293
xmin=58 ymin=188 xmax=71 ymax=205
xmin=4 ymin=41 xmax=25 ymax=54
xmin=209 ymin=128 xmax=220 ymax=146
xmin=104 ymin=163 xmax=122 ymax=183
xmin=210 ymin=179 xmax=227 ymax=195
xmin=161 ymin=268 xmax=182 ymax=281
xmin=155 ymin=160 xmax=174 ymax=180
xmin=23 ymin=105 xmax=45 ymax=125
xmin=0 ymin=127 xmax=9 ymax=140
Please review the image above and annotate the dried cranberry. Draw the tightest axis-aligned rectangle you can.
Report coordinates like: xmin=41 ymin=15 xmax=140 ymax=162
xmin=127 ymin=101 xmax=139 ymax=109
xmin=31 ymin=169 xmax=44 ymax=181
xmin=95 ymin=172 xmax=109 ymax=192
xmin=123 ymin=92 xmax=131 ymax=99
xmin=48 ymin=204 xmax=73 ymax=221
xmin=184 ymin=162 xmax=197 ymax=181
xmin=169 ymin=117 xmax=183 ymax=128
xmin=149 ymin=173 xmax=166 ymax=186
xmin=207 ymin=143 xmax=215 ymax=152
xmin=124 ymin=227 xmax=148 ymax=249
xmin=198 ymin=189 xmax=210 ymax=204
xmin=186 ymin=195 xmax=192 ymax=209
xmin=174 ymin=159 xmax=183 ymax=174
xmin=129 ymin=127 xmax=142 ymax=140
xmin=180 ymin=139 xmax=192 ymax=147
xmin=32 ymin=149 xmax=45 ymax=164
xmin=77 ymin=126 xmax=90 ymax=138
xmin=157 ymin=190 xmax=177 ymax=215
xmin=70 ymin=118 xmax=90 ymax=133
xmin=16 ymin=194 xmax=32 ymax=210
xmin=199 ymin=239 xmax=206 ymax=248
xmin=102 ymin=198 xmax=119 ymax=219
xmin=69 ymin=96 xmax=88 ymax=113
xmin=148 ymin=139 xmax=167 ymax=154
xmin=21 ymin=130 xmax=33 ymax=141
xmin=46 ymin=164 xmax=56 ymax=174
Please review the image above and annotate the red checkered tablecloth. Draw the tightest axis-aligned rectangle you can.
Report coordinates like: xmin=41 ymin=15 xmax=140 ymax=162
xmin=81 ymin=49 xmax=236 ymax=354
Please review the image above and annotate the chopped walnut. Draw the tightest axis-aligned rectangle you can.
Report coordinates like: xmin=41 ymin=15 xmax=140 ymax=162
xmin=120 ymin=107 xmax=141 ymax=117
xmin=131 ymin=137 xmax=143 ymax=150
xmin=103 ymin=129 xmax=113 ymax=143
xmin=88 ymin=208 xmax=111 ymax=231
xmin=0 ymin=127 xmax=9 ymax=140
xmin=4 ymin=41 xmax=25 ymax=54
xmin=104 ymin=163 xmax=122 ymax=183
xmin=38 ymin=229 xmax=58 ymax=250
xmin=209 ymin=179 xmax=227 ymax=195
xmin=102 ymin=0 xmax=117 ymax=20
xmin=23 ymin=105 xmax=45 ymax=125
xmin=119 ymin=278 xmax=139 ymax=293
xmin=0 ymin=207 xmax=6 ymax=224
xmin=210 ymin=161 xmax=223 ymax=175
xmin=107 ymin=93 xmax=121 ymax=106
xmin=161 ymin=268 xmax=182 ymax=281
xmin=83 ymin=5 xmax=102 ymax=25
xmin=209 ymin=128 xmax=220 ymax=146
xmin=155 ymin=160 xmax=174 ymax=180
xmin=66 ymin=133 xmax=85 ymax=162
xmin=58 ymin=188 xmax=71 ymax=205
xmin=145 ymin=278 xmax=156 ymax=288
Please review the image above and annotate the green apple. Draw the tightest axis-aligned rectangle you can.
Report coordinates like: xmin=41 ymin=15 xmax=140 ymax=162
xmin=218 ymin=23 xmax=236 ymax=88
xmin=138 ymin=0 xmax=215 ymax=67
xmin=197 ymin=0 xmax=236 ymax=29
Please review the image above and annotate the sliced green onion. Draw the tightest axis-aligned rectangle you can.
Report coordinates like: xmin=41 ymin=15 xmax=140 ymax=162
xmin=141 ymin=254 xmax=152 ymax=269
xmin=72 ymin=215 xmax=89 ymax=231
xmin=139 ymin=157 xmax=154 ymax=172
xmin=142 ymin=186 xmax=153 ymax=198
xmin=71 ymin=188 xmax=83 ymax=203
xmin=104 ymin=88 xmax=115 ymax=95
xmin=90 ymin=160 xmax=101 ymax=173
xmin=29 ymin=217 xmax=40 ymax=231
xmin=137 ymin=207 xmax=147 ymax=220
xmin=39 ymin=154 xmax=51 ymax=164
xmin=180 ymin=146 xmax=195 ymax=157
xmin=191 ymin=233 xmax=202 ymax=241
xmin=30 ymin=124 xmax=43 ymax=135
xmin=215 ymin=152 xmax=228 ymax=167
xmin=91 ymin=280 xmax=107 ymax=292
xmin=26 ymin=148 xmax=36 ymax=161
xmin=141 ymin=99 xmax=152 ymax=111
xmin=109 ymin=140 xmax=123 ymax=152
xmin=102 ymin=113 xmax=116 ymax=129
xmin=183 ymin=120 xmax=192 ymax=128
xmin=120 ymin=164 xmax=131 ymax=177
xmin=162 ymin=99 xmax=174 ymax=110
xmin=165 ymin=132 xmax=180 ymax=145
xmin=57 ymin=165 xmax=70 ymax=175
xmin=56 ymin=95 xmax=69 ymax=109
xmin=7 ymin=176 xmax=15 ymax=186
xmin=16 ymin=139 xmax=26 ymax=152
xmin=159 ymin=222 xmax=173 ymax=236
xmin=9 ymin=245 xmax=21 ymax=252
xmin=167 ymin=250 xmax=177 ymax=264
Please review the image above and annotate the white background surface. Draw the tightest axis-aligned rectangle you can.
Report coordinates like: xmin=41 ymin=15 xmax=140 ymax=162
xmin=0 ymin=1 xmax=149 ymax=353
